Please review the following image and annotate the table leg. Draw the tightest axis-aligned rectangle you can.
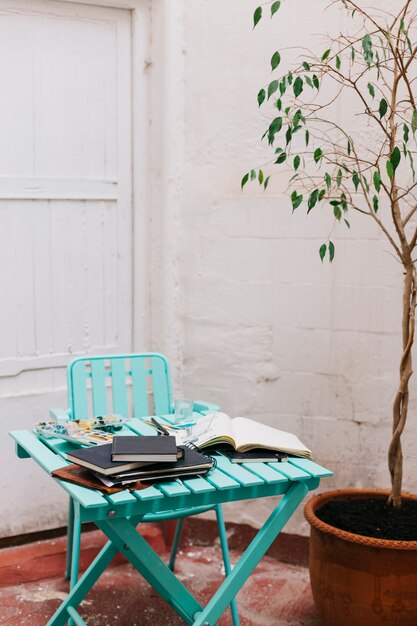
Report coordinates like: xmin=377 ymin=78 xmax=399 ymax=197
xmin=192 ymin=481 xmax=309 ymax=626
xmin=97 ymin=516 xmax=203 ymax=624
xmin=46 ymin=539 xmax=119 ymax=626
xmin=46 ymin=481 xmax=309 ymax=626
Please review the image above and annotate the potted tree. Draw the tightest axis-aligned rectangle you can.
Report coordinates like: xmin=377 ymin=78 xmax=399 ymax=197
xmin=243 ymin=1 xmax=417 ymax=624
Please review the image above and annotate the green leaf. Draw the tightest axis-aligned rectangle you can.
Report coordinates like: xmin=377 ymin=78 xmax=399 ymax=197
xmin=319 ymin=244 xmax=327 ymax=262
xmin=335 ymin=55 xmax=341 ymax=70
xmin=379 ymin=98 xmax=388 ymax=118
xmin=329 ymin=241 xmax=335 ymax=262
xmin=308 ymin=189 xmax=319 ymax=212
xmin=314 ymin=148 xmax=323 ymax=164
xmin=258 ymin=169 xmax=264 ymax=184
xmin=390 ymin=146 xmax=401 ymax=172
xmin=362 ymin=34 xmax=373 ymax=65
xmin=241 ymin=173 xmax=249 ymax=189
xmin=347 ymin=140 xmax=352 ymax=156
xmin=322 ymin=49 xmax=331 ymax=61
xmin=291 ymin=190 xmax=303 ymax=211
xmin=264 ymin=176 xmax=270 ymax=189
xmin=333 ymin=205 xmax=342 ymax=220
xmin=367 ymin=82 xmax=375 ymax=98
xmin=305 ymin=76 xmax=313 ymax=88
xmin=275 ymin=153 xmax=287 ymax=164
xmin=312 ymin=74 xmax=320 ymax=89
xmin=303 ymin=61 xmax=311 ymax=71
xmin=373 ymin=195 xmax=379 ymax=212
xmin=250 ymin=169 xmax=256 ymax=181
xmin=373 ymin=171 xmax=381 ymax=192
xmin=253 ymin=6 xmax=262 ymax=28
xmin=352 ymin=171 xmax=360 ymax=191
xmin=268 ymin=80 xmax=279 ymax=99
xmin=267 ymin=117 xmax=283 ymax=145
xmin=293 ymin=76 xmax=304 ymax=97
xmin=404 ymin=124 xmax=410 ymax=143
xmin=412 ymin=109 xmax=417 ymax=136
xmin=336 ymin=168 xmax=343 ymax=188
xmin=409 ymin=150 xmax=416 ymax=181
xmin=305 ymin=129 xmax=310 ymax=146
xmin=271 ymin=51 xmax=281 ymax=71
xmin=344 ymin=218 xmax=351 ymax=229
xmin=271 ymin=1 xmax=281 ymax=16
xmin=386 ymin=160 xmax=394 ymax=180
xmin=325 ymin=172 xmax=331 ymax=190
xmin=294 ymin=155 xmax=301 ymax=170
xmin=257 ymin=89 xmax=266 ymax=107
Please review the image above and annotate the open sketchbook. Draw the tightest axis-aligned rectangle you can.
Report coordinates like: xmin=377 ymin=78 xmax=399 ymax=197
xmin=182 ymin=412 xmax=311 ymax=458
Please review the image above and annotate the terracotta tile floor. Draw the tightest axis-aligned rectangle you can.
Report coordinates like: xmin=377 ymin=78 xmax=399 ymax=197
xmin=0 ymin=527 xmax=320 ymax=626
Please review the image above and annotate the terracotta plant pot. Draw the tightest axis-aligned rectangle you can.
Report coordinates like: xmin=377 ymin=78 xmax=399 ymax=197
xmin=304 ymin=489 xmax=417 ymax=626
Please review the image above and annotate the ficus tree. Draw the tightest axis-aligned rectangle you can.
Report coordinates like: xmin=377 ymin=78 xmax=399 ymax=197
xmin=243 ymin=0 xmax=417 ymax=508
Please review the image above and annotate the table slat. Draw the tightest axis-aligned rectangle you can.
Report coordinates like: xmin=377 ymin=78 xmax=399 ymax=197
xmin=9 ymin=430 xmax=107 ymax=508
xmin=238 ymin=462 xmax=289 ymax=483
xmin=267 ymin=461 xmax=312 ymax=481
xmin=214 ymin=454 xmax=265 ymax=486
xmin=181 ymin=475 xmax=216 ymax=494
xmin=157 ymin=480 xmax=192 ymax=497
xmin=204 ymin=468 xmax=241 ymax=490
xmin=289 ymin=458 xmax=333 ymax=477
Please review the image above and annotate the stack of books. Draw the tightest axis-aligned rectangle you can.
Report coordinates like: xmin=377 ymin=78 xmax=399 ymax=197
xmin=52 ymin=434 xmax=213 ymax=493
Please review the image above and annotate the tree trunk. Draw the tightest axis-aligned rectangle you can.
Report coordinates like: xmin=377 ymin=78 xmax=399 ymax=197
xmin=388 ymin=265 xmax=417 ymax=509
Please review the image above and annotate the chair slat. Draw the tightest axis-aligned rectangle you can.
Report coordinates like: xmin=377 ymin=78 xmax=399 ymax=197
xmin=91 ymin=360 xmax=108 ymax=416
xmin=131 ymin=358 xmax=150 ymax=417
xmin=151 ymin=356 xmax=172 ymax=415
xmin=70 ymin=360 xmax=89 ymax=419
xmin=110 ymin=358 xmax=129 ymax=417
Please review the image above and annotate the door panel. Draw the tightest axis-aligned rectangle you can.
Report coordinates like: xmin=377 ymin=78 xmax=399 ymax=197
xmin=0 ymin=0 xmax=133 ymax=384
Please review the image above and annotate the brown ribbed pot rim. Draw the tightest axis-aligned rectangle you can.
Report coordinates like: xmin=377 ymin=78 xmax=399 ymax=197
xmin=304 ymin=488 xmax=417 ymax=550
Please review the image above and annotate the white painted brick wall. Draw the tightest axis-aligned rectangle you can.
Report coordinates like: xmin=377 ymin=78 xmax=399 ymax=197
xmin=174 ymin=0 xmax=417 ymax=534
xmin=3 ymin=0 xmax=416 ymax=539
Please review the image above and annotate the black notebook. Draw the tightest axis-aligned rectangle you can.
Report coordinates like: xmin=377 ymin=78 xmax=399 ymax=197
xmin=111 ymin=435 xmax=178 ymax=462
xmin=225 ymin=448 xmax=289 ymax=463
xmin=102 ymin=446 xmax=213 ymax=482
xmin=66 ymin=443 xmax=155 ymax=476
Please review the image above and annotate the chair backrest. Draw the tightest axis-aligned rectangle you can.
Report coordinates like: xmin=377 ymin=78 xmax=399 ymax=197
xmin=67 ymin=353 xmax=173 ymax=420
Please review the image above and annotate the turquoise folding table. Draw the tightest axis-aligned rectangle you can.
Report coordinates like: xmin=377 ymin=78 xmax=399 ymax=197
xmin=10 ymin=418 xmax=332 ymax=626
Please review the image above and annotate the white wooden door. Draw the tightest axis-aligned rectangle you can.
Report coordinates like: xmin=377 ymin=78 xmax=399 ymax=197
xmin=0 ymin=0 xmax=133 ymax=387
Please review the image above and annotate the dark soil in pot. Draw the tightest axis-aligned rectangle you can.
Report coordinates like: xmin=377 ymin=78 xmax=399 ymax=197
xmin=316 ymin=496 xmax=417 ymax=540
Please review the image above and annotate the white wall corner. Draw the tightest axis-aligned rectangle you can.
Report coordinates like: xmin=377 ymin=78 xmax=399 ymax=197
xmin=148 ymin=0 xmax=187 ymax=394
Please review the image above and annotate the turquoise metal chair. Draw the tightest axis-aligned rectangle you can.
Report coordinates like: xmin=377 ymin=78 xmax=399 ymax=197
xmin=52 ymin=352 xmax=239 ymax=626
